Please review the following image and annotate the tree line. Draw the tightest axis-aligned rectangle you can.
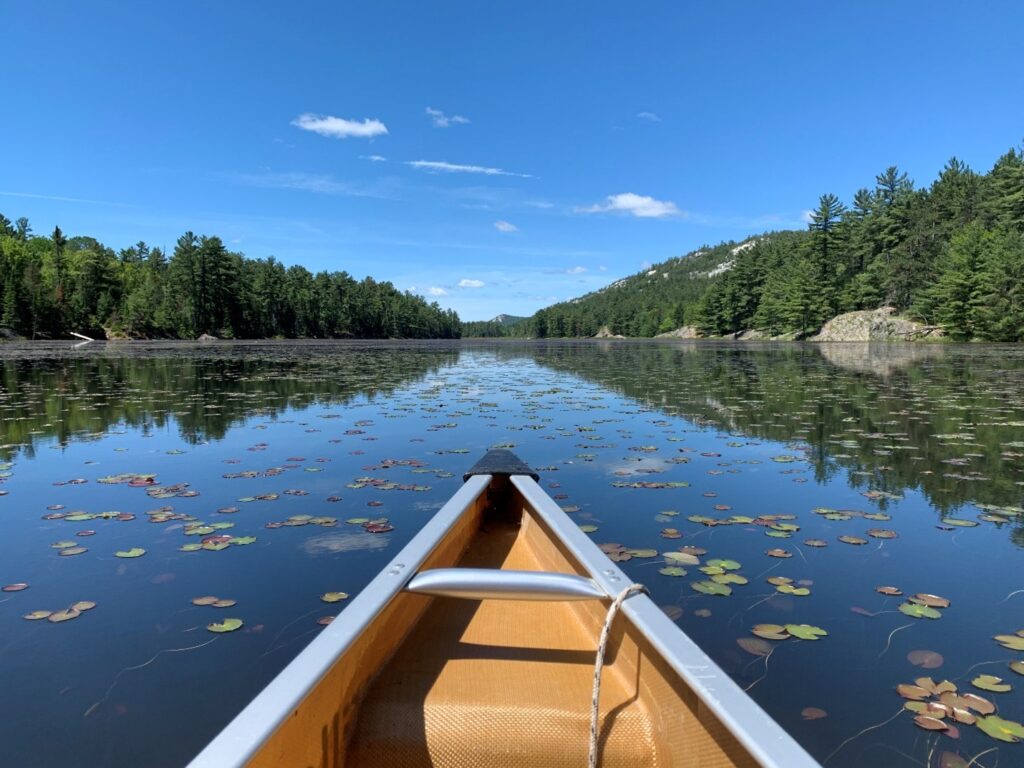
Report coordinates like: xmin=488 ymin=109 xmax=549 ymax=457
xmin=528 ymin=144 xmax=1024 ymax=341
xmin=0 ymin=222 xmax=461 ymax=339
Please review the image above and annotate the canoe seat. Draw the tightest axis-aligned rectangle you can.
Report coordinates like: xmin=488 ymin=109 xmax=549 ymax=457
xmin=346 ymin=521 xmax=663 ymax=768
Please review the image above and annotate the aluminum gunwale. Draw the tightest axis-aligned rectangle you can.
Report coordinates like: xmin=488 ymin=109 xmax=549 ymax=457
xmin=185 ymin=474 xmax=492 ymax=768
xmin=511 ymin=474 xmax=822 ymax=768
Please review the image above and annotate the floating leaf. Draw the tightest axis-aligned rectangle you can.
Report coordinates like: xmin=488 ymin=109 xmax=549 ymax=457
xmin=317 ymin=616 xmax=334 ymax=626
xmin=231 ymin=536 xmax=257 ymax=545
xmin=659 ymin=566 xmax=686 ymax=577
xmin=2 ymin=583 xmax=28 ymax=592
xmin=913 ymin=715 xmax=948 ymax=731
xmin=23 ymin=610 xmax=52 ymax=621
xmin=662 ymin=552 xmax=699 ymax=566
xmin=909 ymin=593 xmax=950 ymax=609
xmin=115 ymin=548 xmax=146 ymax=558
xmin=765 ymin=548 xmax=791 ymax=558
xmin=321 ymin=592 xmax=350 ymax=603
xmin=59 ymin=546 xmax=87 ymax=557
xmin=207 ymin=618 xmax=243 ymax=633
xmin=691 ymin=580 xmax=732 ymax=597
xmin=994 ymin=634 xmax=1024 ymax=651
xmin=897 ymin=683 xmax=931 ymax=701
xmin=801 ymin=707 xmax=827 ymax=720
xmin=876 ymin=586 xmax=903 ymax=596
xmin=1010 ymin=660 xmax=1024 ymax=676
xmin=907 ymin=650 xmax=944 ymax=669
xmin=972 ymin=674 xmax=1012 ymax=693
xmin=751 ymin=624 xmax=789 ymax=640
xmin=192 ymin=596 xmax=219 ymax=606
xmin=71 ymin=601 xmax=96 ymax=611
xmin=48 ymin=608 xmax=81 ymax=623
xmin=975 ymin=715 xmax=1024 ymax=743
xmin=899 ymin=602 xmax=942 ymax=619
xmin=838 ymin=535 xmax=867 ymax=546
xmin=737 ymin=637 xmax=772 ymax=656
xmin=706 ymin=558 xmax=741 ymax=571
xmin=784 ymin=624 xmax=827 ymax=641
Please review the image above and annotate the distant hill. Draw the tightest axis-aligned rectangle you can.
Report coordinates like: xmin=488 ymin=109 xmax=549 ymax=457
xmin=529 ymin=237 xmax=765 ymax=337
xmin=460 ymin=313 xmax=531 ymax=337
xmin=528 ymin=144 xmax=1024 ymax=341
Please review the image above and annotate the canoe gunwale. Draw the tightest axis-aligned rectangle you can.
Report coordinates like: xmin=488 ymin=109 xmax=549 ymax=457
xmin=511 ymin=474 xmax=821 ymax=768
xmin=185 ymin=474 xmax=493 ymax=768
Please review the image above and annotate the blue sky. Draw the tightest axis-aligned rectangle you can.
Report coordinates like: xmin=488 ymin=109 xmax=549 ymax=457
xmin=2 ymin=2 xmax=1022 ymax=320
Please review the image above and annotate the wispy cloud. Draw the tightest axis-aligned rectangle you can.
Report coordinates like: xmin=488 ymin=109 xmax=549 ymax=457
xmin=427 ymin=286 xmax=449 ymax=296
xmin=565 ymin=266 xmax=587 ymax=274
xmin=800 ymin=209 xmax=815 ymax=224
xmin=577 ymin=192 xmax=683 ymax=219
xmin=361 ymin=154 xmax=387 ymax=163
xmin=637 ymin=111 xmax=661 ymax=122
xmin=494 ymin=220 xmax=518 ymax=233
xmin=458 ymin=278 xmax=485 ymax=288
xmin=406 ymin=160 xmax=532 ymax=178
xmin=292 ymin=113 xmax=388 ymax=139
xmin=425 ymin=107 xmax=469 ymax=128
xmin=229 ymin=172 xmax=391 ymax=198
xmin=0 ymin=190 xmax=129 ymax=207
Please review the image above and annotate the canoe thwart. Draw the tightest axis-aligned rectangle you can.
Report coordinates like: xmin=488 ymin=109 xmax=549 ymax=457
xmin=463 ymin=448 xmax=539 ymax=481
xmin=405 ymin=567 xmax=608 ymax=601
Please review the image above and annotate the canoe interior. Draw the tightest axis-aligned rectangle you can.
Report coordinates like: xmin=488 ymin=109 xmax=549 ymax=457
xmin=246 ymin=480 xmax=760 ymax=768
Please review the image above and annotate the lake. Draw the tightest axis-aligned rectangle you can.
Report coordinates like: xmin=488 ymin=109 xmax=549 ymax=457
xmin=1 ymin=340 xmax=1022 ymax=768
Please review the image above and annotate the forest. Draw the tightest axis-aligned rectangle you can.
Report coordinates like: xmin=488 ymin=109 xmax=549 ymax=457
xmin=530 ymin=145 xmax=1024 ymax=341
xmin=0 ymin=221 xmax=461 ymax=340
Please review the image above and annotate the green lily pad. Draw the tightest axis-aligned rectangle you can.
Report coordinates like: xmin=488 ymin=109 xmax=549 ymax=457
xmin=706 ymin=558 xmax=741 ymax=571
xmin=626 ymin=548 xmax=658 ymax=558
xmin=975 ymin=715 xmax=1024 ymax=743
xmin=776 ymin=584 xmax=810 ymax=596
xmin=23 ymin=610 xmax=52 ymax=621
xmin=579 ymin=525 xmax=598 ymax=534
xmin=712 ymin=573 xmax=748 ymax=585
xmin=1009 ymin=660 xmax=1024 ymax=676
xmin=207 ymin=618 xmax=244 ymax=633
xmin=691 ymin=580 xmax=732 ymax=597
xmin=321 ymin=592 xmax=350 ymax=603
xmin=179 ymin=543 xmax=202 ymax=552
xmin=58 ymin=546 xmax=87 ymax=556
xmin=231 ymin=536 xmax=257 ymax=545
xmin=659 ymin=566 xmax=686 ymax=577
xmin=48 ymin=608 xmax=81 ymax=623
xmin=115 ymin=548 xmax=146 ymax=558
xmin=972 ymin=674 xmax=1012 ymax=693
xmin=784 ymin=624 xmax=827 ymax=641
xmin=751 ymin=623 xmax=789 ymax=640
xmin=899 ymin=602 xmax=942 ymax=619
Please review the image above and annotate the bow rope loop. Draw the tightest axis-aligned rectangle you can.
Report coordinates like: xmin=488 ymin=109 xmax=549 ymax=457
xmin=589 ymin=583 xmax=648 ymax=768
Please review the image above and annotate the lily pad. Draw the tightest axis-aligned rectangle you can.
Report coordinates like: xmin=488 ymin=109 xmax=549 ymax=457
xmin=691 ymin=580 xmax=732 ymax=597
xmin=659 ymin=566 xmax=686 ymax=577
xmin=751 ymin=623 xmax=789 ymax=640
xmin=59 ymin=546 xmax=87 ymax=556
xmin=192 ymin=596 xmax=219 ymax=606
xmin=115 ymin=548 xmax=146 ymax=558
xmin=48 ymin=608 xmax=81 ymax=623
xmin=899 ymin=602 xmax=942 ymax=619
xmin=23 ymin=610 xmax=52 ymax=621
xmin=994 ymin=634 xmax=1024 ymax=651
xmin=972 ymin=674 xmax=1012 ymax=693
xmin=207 ymin=618 xmax=244 ymax=633
xmin=321 ymin=592 xmax=350 ymax=603
xmin=784 ymin=624 xmax=827 ymax=641
xmin=975 ymin=715 xmax=1024 ymax=743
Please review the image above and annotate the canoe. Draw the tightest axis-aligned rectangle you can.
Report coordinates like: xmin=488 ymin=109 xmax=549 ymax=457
xmin=188 ymin=450 xmax=819 ymax=768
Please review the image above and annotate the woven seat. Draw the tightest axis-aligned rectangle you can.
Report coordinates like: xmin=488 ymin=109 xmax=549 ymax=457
xmin=347 ymin=521 xmax=660 ymax=768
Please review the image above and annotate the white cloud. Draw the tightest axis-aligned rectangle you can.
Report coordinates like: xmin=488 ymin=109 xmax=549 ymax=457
xmin=426 ymin=107 xmax=470 ymax=128
xmin=406 ymin=160 xmax=532 ymax=178
xmin=494 ymin=220 xmax=518 ymax=233
xmin=458 ymin=279 xmax=485 ymax=288
xmin=565 ymin=266 xmax=587 ymax=274
xmin=361 ymin=154 xmax=387 ymax=162
xmin=637 ymin=111 xmax=661 ymax=122
xmin=427 ymin=286 xmax=448 ymax=296
xmin=577 ymin=192 xmax=683 ymax=219
xmin=292 ymin=113 xmax=388 ymax=139
xmin=599 ymin=265 xmax=608 ymax=271
xmin=801 ymin=209 xmax=815 ymax=224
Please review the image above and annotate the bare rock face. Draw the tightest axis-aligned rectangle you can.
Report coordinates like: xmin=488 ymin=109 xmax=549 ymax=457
xmin=811 ymin=307 xmax=944 ymax=342
xmin=197 ymin=333 xmax=219 ymax=341
xmin=655 ymin=326 xmax=701 ymax=339
xmin=594 ymin=326 xmax=625 ymax=339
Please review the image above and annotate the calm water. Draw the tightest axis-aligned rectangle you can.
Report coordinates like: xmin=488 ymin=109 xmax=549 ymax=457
xmin=1 ymin=340 xmax=1023 ymax=768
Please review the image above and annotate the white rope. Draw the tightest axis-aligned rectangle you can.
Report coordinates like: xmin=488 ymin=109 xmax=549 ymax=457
xmin=588 ymin=583 xmax=648 ymax=768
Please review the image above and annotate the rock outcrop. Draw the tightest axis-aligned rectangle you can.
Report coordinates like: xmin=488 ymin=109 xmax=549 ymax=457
xmin=655 ymin=326 xmax=701 ymax=339
xmin=594 ymin=326 xmax=625 ymax=339
xmin=810 ymin=307 xmax=944 ymax=342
